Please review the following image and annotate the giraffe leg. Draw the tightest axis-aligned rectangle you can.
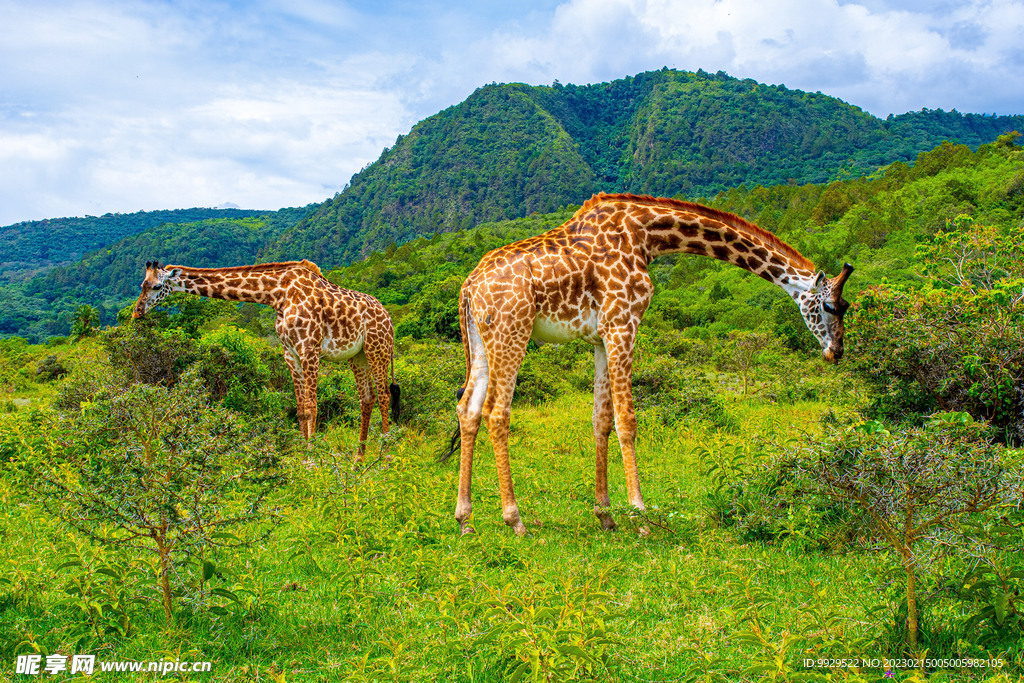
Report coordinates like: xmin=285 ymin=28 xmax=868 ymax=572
xmin=363 ymin=338 xmax=393 ymax=461
xmin=605 ymin=333 xmax=645 ymax=512
xmin=349 ymin=353 xmax=375 ymax=462
xmin=281 ymin=344 xmax=310 ymax=438
xmin=482 ymin=331 xmax=530 ymax=537
xmin=592 ymin=344 xmax=616 ymax=531
xmin=455 ymin=312 xmax=488 ymax=535
xmin=300 ymin=349 xmax=321 ymax=439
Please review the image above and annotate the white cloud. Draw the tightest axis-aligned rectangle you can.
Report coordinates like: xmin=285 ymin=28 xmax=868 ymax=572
xmin=1 ymin=0 xmax=1022 ymax=226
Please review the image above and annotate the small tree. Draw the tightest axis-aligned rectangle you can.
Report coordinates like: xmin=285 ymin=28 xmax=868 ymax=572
xmin=22 ymin=368 xmax=292 ymax=624
xmin=849 ymin=215 xmax=1024 ymax=444
xmin=780 ymin=413 xmax=1019 ymax=651
xmin=71 ymin=304 xmax=100 ymax=341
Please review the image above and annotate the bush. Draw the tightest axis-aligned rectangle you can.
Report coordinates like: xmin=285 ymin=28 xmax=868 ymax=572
xmin=198 ymin=326 xmax=291 ymax=416
xmin=775 ymin=412 xmax=1020 ymax=651
xmin=849 ymin=216 xmax=1024 ymax=444
xmin=631 ymin=356 xmax=726 ymax=427
xmin=14 ymin=367 xmax=293 ymax=625
xmin=35 ymin=354 xmax=69 ymax=382
xmin=103 ymin=318 xmax=200 ymax=387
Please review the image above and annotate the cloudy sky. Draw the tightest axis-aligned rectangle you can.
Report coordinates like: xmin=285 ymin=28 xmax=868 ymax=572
xmin=2 ymin=0 xmax=1022 ymax=226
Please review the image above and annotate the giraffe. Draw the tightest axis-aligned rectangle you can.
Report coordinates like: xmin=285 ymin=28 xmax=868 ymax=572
xmin=132 ymin=259 xmax=400 ymax=456
xmin=445 ymin=192 xmax=853 ymax=535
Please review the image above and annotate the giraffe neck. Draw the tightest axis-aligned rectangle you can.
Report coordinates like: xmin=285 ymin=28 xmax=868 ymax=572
xmin=627 ymin=197 xmax=819 ymax=295
xmin=166 ymin=265 xmax=284 ymax=307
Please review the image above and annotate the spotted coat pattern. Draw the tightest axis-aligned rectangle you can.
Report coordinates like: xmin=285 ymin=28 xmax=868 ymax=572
xmin=452 ymin=193 xmax=853 ymax=535
xmin=133 ymin=260 xmax=396 ymax=454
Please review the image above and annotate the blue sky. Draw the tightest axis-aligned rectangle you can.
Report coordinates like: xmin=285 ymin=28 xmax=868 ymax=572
xmin=1 ymin=0 xmax=1022 ymax=225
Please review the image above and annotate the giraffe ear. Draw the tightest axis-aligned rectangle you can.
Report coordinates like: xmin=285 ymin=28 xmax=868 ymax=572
xmin=832 ymin=263 xmax=854 ymax=297
xmin=814 ymin=271 xmax=826 ymax=288
xmin=167 ymin=268 xmax=182 ymax=278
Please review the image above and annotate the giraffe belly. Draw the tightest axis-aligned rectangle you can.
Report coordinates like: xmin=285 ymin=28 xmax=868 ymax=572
xmin=531 ymin=315 xmax=598 ymax=345
xmin=321 ymin=334 xmax=365 ymax=361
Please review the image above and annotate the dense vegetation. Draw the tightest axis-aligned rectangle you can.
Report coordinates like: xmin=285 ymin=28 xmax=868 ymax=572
xmin=0 ymin=210 xmax=312 ymax=341
xmin=1 ymin=131 xmax=1021 ymax=680
xmin=0 ymin=206 xmax=313 ymax=284
xmin=267 ymin=68 xmax=1024 ymax=265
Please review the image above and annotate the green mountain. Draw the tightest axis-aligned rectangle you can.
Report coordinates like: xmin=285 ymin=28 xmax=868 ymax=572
xmin=323 ymin=133 xmax=1024 ymax=345
xmin=265 ymin=68 xmax=1024 ymax=266
xmin=4 ymin=209 xmax=311 ymax=339
xmin=0 ymin=207 xmax=299 ymax=284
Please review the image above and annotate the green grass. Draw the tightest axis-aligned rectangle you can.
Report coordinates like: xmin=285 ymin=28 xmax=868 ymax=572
xmin=0 ymin=389 xmax=1019 ymax=682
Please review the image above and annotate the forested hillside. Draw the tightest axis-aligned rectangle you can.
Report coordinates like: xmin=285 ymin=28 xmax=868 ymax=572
xmin=320 ymin=135 xmax=1023 ymax=347
xmin=266 ymin=68 xmax=1024 ymax=266
xmin=0 ymin=207 xmax=305 ymax=284
xmin=2 ymin=213 xmax=307 ymax=340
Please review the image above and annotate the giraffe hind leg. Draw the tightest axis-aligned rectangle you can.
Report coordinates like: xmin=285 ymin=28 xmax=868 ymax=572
xmin=365 ymin=345 xmax=394 ymax=462
xmin=349 ymin=353 xmax=375 ymax=463
xmin=481 ymin=328 xmax=530 ymax=537
xmin=454 ymin=309 xmax=488 ymax=535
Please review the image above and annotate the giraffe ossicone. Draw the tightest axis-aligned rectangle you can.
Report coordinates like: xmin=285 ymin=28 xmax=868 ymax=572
xmin=133 ymin=259 xmax=399 ymax=455
xmin=445 ymin=193 xmax=853 ymax=535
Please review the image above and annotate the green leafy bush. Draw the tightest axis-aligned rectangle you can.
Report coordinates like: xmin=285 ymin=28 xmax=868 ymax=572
xmin=15 ymin=367 xmax=293 ymax=625
xmin=631 ymin=356 xmax=726 ymax=427
xmin=198 ymin=326 xmax=291 ymax=415
xmin=775 ymin=413 xmax=1020 ymax=651
xmin=103 ymin=318 xmax=200 ymax=387
xmin=849 ymin=216 xmax=1024 ymax=444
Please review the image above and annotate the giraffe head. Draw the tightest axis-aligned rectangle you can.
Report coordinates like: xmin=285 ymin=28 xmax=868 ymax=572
xmin=796 ymin=263 xmax=854 ymax=363
xmin=132 ymin=261 xmax=182 ymax=318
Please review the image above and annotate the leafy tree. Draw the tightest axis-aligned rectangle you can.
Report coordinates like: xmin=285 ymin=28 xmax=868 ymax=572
xmin=70 ymin=304 xmax=99 ymax=340
xmin=849 ymin=215 xmax=1024 ymax=444
xmin=780 ymin=414 xmax=1019 ymax=652
xmin=18 ymin=368 xmax=291 ymax=624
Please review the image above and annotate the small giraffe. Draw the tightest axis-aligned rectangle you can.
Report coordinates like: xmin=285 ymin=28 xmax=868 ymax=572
xmin=133 ymin=259 xmax=399 ymax=454
xmin=446 ymin=193 xmax=853 ymax=535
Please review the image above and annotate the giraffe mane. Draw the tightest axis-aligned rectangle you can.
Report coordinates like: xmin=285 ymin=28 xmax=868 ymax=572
xmin=161 ymin=260 xmax=326 ymax=276
xmin=576 ymin=192 xmax=816 ymax=271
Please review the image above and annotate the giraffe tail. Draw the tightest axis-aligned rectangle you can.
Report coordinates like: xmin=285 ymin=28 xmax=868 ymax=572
xmin=440 ymin=386 xmax=465 ymax=463
xmin=389 ymin=350 xmax=401 ymax=423
xmin=440 ymin=292 xmax=471 ymax=463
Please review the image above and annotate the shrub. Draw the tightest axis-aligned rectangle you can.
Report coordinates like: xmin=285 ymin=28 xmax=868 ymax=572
xmin=849 ymin=216 xmax=1024 ymax=444
xmin=35 ymin=354 xmax=69 ymax=382
xmin=103 ymin=318 xmax=200 ymax=387
xmin=198 ymin=326 xmax=291 ymax=415
xmin=776 ymin=413 xmax=1020 ymax=651
xmin=631 ymin=356 xmax=726 ymax=427
xmin=15 ymin=367 xmax=293 ymax=625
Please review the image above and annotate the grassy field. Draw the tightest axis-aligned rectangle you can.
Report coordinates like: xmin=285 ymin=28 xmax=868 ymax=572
xmin=3 ymin=373 xmax=1020 ymax=683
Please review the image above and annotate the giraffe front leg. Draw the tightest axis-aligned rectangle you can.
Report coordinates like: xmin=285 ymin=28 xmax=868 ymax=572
xmin=593 ymin=344 xmax=616 ymax=531
xmin=606 ymin=333 xmax=645 ymax=513
xmin=300 ymin=349 xmax=321 ymax=439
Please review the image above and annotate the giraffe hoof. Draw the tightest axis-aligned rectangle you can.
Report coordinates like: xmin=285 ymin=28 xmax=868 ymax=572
xmin=595 ymin=506 xmax=617 ymax=531
xmin=638 ymin=526 xmax=651 ymax=537
xmin=513 ymin=522 xmax=527 ymax=537
xmin=460 ymin=523 xmax=476 ymax=536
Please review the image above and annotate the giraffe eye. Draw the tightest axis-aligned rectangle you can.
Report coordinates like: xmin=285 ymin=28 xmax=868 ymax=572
xmin=823 ymin=301 xmax=836 ymax=315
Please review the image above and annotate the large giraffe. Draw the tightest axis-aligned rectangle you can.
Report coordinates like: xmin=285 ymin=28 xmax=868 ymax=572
xmin=132 ymin=259 xmax=399 ymax=455
xmin=447 ymin=193 xmax=853 ymax=535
